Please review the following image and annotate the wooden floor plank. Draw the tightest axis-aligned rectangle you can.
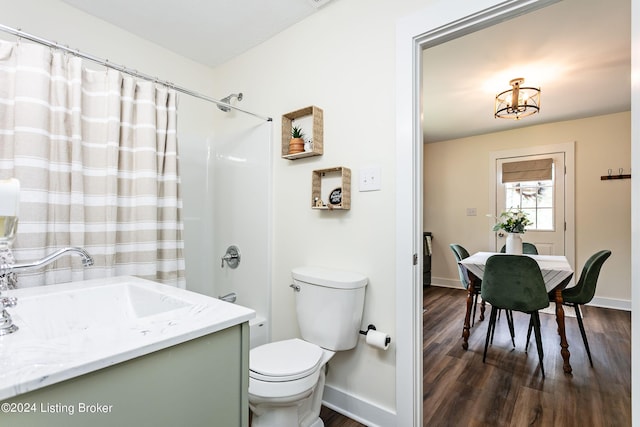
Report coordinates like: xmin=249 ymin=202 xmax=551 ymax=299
xmin=319 ymin=286 xmax=631 ymax=427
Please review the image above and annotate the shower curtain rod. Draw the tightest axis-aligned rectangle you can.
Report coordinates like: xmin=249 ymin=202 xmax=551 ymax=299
xmin=0 ymin=23 xmax=272 ymax=122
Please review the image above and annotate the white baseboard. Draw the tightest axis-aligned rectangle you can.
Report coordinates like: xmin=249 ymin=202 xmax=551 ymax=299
xmin=322 ymin=385 xmax=396 ymax=427
xmin=589 ymin=296 xmax=631 ymax=311
xmin=429 ymin=277 xmax=464 ymax=289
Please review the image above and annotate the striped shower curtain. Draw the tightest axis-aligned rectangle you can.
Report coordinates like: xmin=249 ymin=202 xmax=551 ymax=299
xmin=0 ymin=41 xmax=185 ymax=288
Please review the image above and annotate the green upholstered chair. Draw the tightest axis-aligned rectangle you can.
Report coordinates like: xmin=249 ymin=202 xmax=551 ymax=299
xmin=558 ymin=250 xmax=611 ymax=366
xmin=481 ymin=254 xmax=549 ymax=378
xmin=499 ymin=242 xmax=539 ymax=255
xmin=450 ymin=244 xmax=481 ymax=326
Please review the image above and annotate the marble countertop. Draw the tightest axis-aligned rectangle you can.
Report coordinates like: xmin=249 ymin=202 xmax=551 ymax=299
xmin=0 ymin=276 xmax=255 ymax=401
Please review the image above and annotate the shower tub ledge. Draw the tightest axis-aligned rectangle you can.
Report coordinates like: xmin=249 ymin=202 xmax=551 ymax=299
xmin=0 ymin=276 xmax=255 ymax=427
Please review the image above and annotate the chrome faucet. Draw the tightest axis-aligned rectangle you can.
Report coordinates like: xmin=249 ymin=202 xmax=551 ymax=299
xmin=0 ymin=250 xmax=18 ymax=335
xmin=0 ymin=246 xmax=94 ymax=335
xmin=0 ymin=288 xmax=18 ymax=335
xmin=11 ymin=246 xmax=94 ymax=272
xmin=219 ymin=292 xmax=237 ymax=303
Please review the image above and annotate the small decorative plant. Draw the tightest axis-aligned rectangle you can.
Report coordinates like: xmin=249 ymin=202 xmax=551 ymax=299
xmin=289 ymin=125 xmax=306 ymax=154
xmin=490 ymin=208 xmax=533 ymax=234
xmin=291 ymin=126 xmax=305 ymax=139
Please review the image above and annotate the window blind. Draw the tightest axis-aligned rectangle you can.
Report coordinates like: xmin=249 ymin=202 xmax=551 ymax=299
xmin=502 ymin=158 xmax=553 ymax=183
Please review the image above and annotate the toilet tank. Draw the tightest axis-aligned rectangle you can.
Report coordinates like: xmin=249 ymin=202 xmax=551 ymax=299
xmin=292 ymin=266 xmax=368 ymax=351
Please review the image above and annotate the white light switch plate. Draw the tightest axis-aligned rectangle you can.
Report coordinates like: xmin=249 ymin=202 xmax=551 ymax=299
xmin=359 ymin=167 xmax=381 ymax=192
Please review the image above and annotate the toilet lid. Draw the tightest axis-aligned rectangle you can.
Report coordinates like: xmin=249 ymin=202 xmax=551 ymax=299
xmin=250 ymin=338 xmax=323 ymax=382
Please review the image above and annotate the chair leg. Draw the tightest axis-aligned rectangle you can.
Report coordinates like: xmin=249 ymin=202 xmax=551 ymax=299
xmin=505 ymin=309 xmax=515 ymax=347
xmin=489 ymin=309 xmax=498 ymax=345
xmin=471 ymin=293 xmax=478 ymax=327
xmin=531 ymin=311 xmax=545 ymax=378
xmin=525 ymin=317 xmax=533 ymax=352
xmin=483 ymin=307 xmax=498 ymax=363
xmin=573 ymin=304 xmax=593 ymax=367
xmin=489 ymin=308 xmax=514 ymax=346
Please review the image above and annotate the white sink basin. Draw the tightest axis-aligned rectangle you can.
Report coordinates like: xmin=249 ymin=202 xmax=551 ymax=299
xmin=14 ymin=282 xmax=191 ymax=339
xmin=0 ymin=276 xmax=254 ymax=400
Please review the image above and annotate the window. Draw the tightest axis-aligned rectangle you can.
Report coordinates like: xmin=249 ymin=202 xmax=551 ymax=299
xmin=504 ymin=180 xmax=554 ymax=230
xmin=502 ymin=158 xmax=554 ymax=231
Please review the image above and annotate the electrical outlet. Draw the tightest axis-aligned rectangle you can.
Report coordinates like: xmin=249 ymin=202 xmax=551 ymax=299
xmin=359 ymin=167 xmax=381 ymax=192
xmin=466 ymin=208 xmax=477 ymax=216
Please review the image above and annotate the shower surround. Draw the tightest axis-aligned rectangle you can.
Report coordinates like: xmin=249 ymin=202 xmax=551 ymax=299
xmin=180 ymin=100 xmax=272 ymax=346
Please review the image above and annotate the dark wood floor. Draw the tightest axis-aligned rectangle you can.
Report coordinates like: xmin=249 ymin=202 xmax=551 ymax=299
xmin=323 ymin=286 xmax=631 ymax=427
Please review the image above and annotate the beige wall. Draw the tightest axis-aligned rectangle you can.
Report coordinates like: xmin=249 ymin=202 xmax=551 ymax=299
xmin=425 ymin=111 xmax=631 ymax=306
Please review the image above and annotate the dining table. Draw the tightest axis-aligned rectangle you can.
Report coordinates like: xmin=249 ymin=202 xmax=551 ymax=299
xmin=458 ymin=251 xmax=575 ymax=374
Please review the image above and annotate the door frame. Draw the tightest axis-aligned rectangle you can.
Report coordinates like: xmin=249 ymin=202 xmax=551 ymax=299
xmin=395 ymin=0 xmax=563 ymax=424
xmin=488 ymin=142 xmax=575 ymax=267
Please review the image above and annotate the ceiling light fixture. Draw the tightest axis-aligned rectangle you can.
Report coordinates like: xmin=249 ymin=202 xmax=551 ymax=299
xmin=494 ymin=77 xmax=541 ymax=120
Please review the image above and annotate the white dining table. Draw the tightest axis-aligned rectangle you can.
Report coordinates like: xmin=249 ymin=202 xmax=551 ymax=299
xmin=459 ymin=251 xmax=573 ymax=292
xmin=458 ymin=251 xmax=575 ymax=374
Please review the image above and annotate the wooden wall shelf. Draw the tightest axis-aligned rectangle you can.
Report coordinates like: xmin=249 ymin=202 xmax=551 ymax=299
xmin=311 ymin=167 xmax=351 ymax=210
xmin=282 ymin=106 xmax=323 ymax=159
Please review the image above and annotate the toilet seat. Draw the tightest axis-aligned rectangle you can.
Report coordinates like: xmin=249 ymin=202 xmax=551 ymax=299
xmin=250 ymin=338 xmax=323 ymax=382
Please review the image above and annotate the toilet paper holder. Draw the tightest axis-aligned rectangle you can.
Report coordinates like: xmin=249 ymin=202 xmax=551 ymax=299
xmin=359 ymin=324 xmax=391 ymax=346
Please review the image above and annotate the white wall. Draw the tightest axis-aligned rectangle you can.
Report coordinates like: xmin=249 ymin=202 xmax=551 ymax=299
xmin=425 ymin=112 xmax=631 ymax=307
xmin=211 ymin=0 xmax=434 ymax=419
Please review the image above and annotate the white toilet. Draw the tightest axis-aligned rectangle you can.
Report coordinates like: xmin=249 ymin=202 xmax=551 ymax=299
xmin=248 ymin=266 xmax=368 ymax=427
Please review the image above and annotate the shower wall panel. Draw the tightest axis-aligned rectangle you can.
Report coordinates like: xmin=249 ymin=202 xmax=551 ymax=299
xmin=211 ymin=115 xmax=272 ymax=336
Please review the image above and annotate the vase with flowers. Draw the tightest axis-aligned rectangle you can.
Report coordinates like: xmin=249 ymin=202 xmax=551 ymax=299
xmin=490 ymin=208 xmax=533 ymax=254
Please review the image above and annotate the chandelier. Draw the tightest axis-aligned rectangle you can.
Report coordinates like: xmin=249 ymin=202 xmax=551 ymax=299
xmin=494 ymin=78 xmax=541 ymax=120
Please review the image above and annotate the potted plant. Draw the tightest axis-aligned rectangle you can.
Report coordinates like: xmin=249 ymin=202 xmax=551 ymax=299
xmin=289 ymin=126 xmax=305 ymax=154
xmin=490 ymin=208 xmax=533 ymax=254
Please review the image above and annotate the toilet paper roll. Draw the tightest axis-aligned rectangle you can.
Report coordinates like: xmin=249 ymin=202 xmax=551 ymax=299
xmin=366 ymin=329 xmax=390 ymax=350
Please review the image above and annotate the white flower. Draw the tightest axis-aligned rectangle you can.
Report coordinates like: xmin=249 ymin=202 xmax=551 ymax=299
xmin=491 ymin=208 xmax=533 ymax=234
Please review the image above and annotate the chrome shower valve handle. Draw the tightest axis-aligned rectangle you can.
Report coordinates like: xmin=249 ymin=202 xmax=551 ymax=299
xmin=220 ymin=245 xmax=241 ymax=269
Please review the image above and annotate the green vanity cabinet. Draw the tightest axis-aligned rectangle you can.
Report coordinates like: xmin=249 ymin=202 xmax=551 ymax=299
xmin=1 ymin=322 xmax=250 ymax=427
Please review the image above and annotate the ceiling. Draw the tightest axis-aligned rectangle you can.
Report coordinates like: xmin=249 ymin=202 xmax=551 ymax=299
xmin=60 ymin=0 xmax=333 ymax=67
xmin=422 ymin=0 xmax=630 ymax=142
xmin=60 ymin=0 xmax=630 ymax=143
